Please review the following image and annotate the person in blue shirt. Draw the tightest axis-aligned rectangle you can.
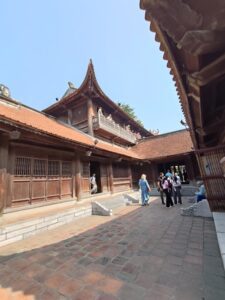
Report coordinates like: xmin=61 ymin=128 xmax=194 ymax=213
xmin=195 ymin=181 xmax=206 ymax=202
xmin=165 ymin=169 xmax=173 ymax=178
xmin=139 ymin=174 xmax=151 ymax=206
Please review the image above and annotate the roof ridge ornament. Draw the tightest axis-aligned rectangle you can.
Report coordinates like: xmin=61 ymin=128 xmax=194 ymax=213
xmin=87 ymin=59 xmax=94 ymax=91
xmin=0 ymin=84 xmax=11 ymax=98
xmin=68 ymin=81 xmax=76 ymax=89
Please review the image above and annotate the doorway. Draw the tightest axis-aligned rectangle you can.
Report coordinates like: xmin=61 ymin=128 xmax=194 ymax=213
xmin=90 ymin=161 xmax=102 ymax=193
xmin=158 ymin=162 xmax=189 ymax=184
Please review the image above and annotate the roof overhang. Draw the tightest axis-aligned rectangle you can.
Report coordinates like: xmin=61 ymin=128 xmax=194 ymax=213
xmin=140 ymin=0 xmax=225 ymax=149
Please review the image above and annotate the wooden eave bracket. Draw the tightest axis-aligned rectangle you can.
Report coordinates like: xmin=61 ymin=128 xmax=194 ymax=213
xmin=187 ymin=92 xmax=200 ymax=103
xmin=195 ymin=115 xmax=225 ymax=137
xmin=189 ymin=52 xmax=225 ymax=86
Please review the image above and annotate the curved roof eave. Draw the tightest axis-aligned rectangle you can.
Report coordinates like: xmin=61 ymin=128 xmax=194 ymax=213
xmin=43 ymin=60 xmax=151 ymax=136
xmin=142 ymin=17 xmax=197 ymax=147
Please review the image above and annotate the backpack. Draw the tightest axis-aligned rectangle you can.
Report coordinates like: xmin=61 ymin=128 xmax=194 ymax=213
xmin=168 ymin=179 xmax=173 ymax=190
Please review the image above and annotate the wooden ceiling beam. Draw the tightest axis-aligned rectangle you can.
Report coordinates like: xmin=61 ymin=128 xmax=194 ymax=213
xmin=187 ymin=93 xmax=200 ymax=103
xmin=195 ymin=116 xmax=225 ymax=136
xmin=189 ymin=53 xmax=225 ymax=86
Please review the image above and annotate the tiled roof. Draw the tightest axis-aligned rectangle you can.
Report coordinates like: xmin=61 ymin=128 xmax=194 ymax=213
xmin=0 ymin=99 xmax=139 ymax=159
xmin=133 ymin=130 xmax=194 ymax=160
xmin=43 ymin=61 xmax=151 ymax=137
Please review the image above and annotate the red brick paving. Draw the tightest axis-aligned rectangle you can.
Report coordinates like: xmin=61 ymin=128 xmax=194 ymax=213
xmin=0 ymin=198 xmax=225 ymax=299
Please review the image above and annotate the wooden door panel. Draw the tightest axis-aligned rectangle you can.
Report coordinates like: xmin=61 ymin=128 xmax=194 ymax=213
xmin=32 ymin=180 xmax=46 ymax=201
xmin=101 ymin=177 xmax=108 ymax=192
xmin=12 ymin=180 xmax=30 ymax=205
xmin=100 ymin=164 xmax=109 ymax=192
xmin=61 ymin=179 xmax=72 ymax=197
xmin=81 ymin=178 xmax=90 ymax=193
xmin=113 ymin=178 xmax=130 ymax=192
xmin=47 ymin=179 xmax=60 ymax=199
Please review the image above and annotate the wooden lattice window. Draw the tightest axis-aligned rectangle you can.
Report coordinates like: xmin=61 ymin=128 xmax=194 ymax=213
xmin=48 ymin=160 xmax=60 ymax=176
xmin=62 ymin=161 xmax=72 ymax=177
xmin=14 ymin=157 xmax=31 ymax=176
xmin=33 ymin=159 xmax=47 ymax=176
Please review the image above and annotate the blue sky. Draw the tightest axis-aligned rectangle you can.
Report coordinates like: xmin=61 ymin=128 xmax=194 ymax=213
xmin=1 ymin=0 xmax=184 ymax=134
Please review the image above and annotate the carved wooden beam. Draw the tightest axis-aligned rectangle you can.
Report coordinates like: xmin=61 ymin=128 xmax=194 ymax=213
xmin=195 ymin=116 xmax=225 ymax=136
xmin=189 ymin=53 xmax=225 ymax=86
xmin=141 ymin=0 xmax=202 ymax=43
xmin=177 ymin=30 xmax=225 ymax=55
xmin=187 ymin=93 xmax=200 ymax=103
xmin=141 ymin=0 xmax=225 ymax=55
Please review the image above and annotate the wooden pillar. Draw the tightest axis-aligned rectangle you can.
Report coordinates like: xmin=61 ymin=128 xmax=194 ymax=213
xmin=75 ymin=156 xmax=82 ymax=200
xmin=7 ymin=147 xmax=15 ymax=208
xmin=0 ymin=134 xmax=9 ymax=212
xmin=87 ymin=98 xmax=94 ymax=136
xmin=128 ymin=164 xmax=132 ymax=189
xmin=185 ymin=154 xmax=196 ymax=181
xmin=68 ymin=109 xmax=72 ymax=125
xmin=108 ymin=162 xmax=114 ymax=194
xmin=72 ymin=159 xmax=76 ymax=199
xmin=0 ymin=134 xmax=9 ymax=170
xmin=151 ymin=163 xmax=158 ymax=187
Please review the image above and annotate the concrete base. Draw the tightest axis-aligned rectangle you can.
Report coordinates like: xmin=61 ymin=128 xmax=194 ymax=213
xmin=180 ymin=199 xmax=212 ymax=218
xmin=0 ymin=204 xmax=92 ymax=247
xmin=213 ymin=212 xmax=225 ymax=270
xmin=92 ymin=201 xmax=112 ymax=216
xmin=123 ymin=193 xmax=140 ymax=204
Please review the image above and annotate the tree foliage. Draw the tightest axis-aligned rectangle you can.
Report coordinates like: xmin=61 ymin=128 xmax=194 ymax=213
xmin=117 ymin=102 xmax=143 ymax=126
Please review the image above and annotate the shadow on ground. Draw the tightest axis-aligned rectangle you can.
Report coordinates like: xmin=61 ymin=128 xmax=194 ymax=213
xmin=0 ymin=197 xmax=225 ymax=300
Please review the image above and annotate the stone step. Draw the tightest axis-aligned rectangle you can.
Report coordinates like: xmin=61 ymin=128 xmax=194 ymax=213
xmin=98 ymin=196 xmax=127 ymax=210
xmin=0 ymin=204 xmax=92 ymax=248
xmin=0 ymin=192 xmax=133 ymax=248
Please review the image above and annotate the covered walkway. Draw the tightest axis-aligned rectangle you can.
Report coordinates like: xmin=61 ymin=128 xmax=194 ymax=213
xmin=0 ymin=197 xmax=225 ymax=299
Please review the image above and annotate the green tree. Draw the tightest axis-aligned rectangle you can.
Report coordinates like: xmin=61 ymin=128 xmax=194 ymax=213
xmin=117 ymin=102 xmax=143 ymax=126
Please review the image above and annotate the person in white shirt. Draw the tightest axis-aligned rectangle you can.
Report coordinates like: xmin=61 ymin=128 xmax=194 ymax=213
xmin=172 ymin=173 xmax=182 ymax=204
xmin=162 ymin=176 xmax=174 ymax=208
xmin=90 ymin=173 xmax=97 ymax=194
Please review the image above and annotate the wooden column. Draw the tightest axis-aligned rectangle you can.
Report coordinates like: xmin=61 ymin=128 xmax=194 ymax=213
xmin=7 ymin=147 xmax=15 ymax=208
xmin=108 ymin=162 xmax=114 ymax=194
xmin=185 ymin=154 xmax=195 ymax=181
xmin=128 ymin=164 xmax=132 ymax=189
xmin=151 ymin=163 xmax=158 ymax=187
xmin=0 ymin=134 xmax=9 ymax=212
xmin=72 ymin=159 xmax=76 ymax=199
xmin=68 ymin=109 xmax=72 ymax=125
xmin=0 ymin=134 xmax=9 ymax=170
xmin=87 ymin=98 xmax=94 ymax=136
xmin=75 ymin=156 xmax=82 ymax=200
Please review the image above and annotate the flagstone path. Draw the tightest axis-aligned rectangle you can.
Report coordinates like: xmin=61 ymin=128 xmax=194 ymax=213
xmin=0 ymin=197 xmax=224 ymax=300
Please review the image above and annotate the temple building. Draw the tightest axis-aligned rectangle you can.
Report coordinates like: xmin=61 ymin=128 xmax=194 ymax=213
xmin=0 ymin=61 xmax=196 ymax=212
xmin=140 ymin=0 xmax=225 ymax=212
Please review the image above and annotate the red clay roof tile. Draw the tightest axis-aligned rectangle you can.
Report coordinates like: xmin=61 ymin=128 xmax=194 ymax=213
xmin=0 ymin=100 xmax=139 ymax=159
xmin=132 ymin=130 xmax=193 ymax=160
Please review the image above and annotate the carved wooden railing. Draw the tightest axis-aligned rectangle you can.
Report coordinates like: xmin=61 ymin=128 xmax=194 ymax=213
xmin=196 ymin=145 xmax=225 ymax=212
xmin=93 ymin=112 xmax=137 ymax=144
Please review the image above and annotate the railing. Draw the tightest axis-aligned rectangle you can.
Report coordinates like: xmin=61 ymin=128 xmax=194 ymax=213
xmin=93 ymin=112 xmax=137 ymax=144
xmin=196 ymin=145 xmax=225 ymax=212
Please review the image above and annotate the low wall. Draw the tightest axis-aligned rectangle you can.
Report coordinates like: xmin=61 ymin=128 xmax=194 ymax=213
xmin=0 ymin=206 xmax=92 ymax=247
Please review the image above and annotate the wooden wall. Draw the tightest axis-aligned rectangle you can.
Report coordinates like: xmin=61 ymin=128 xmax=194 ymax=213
xmin=197 ymin=146 xmax=225 ymax=211
xmin=0 ymin=137 xmax=135 ymax=210
xmin=71 ymin=103 xmax=88 ymax=133
xmin=112 ymin=163 xmax=132 ymax=192
xmin=11 ymin=155 xmax=74 ymax=207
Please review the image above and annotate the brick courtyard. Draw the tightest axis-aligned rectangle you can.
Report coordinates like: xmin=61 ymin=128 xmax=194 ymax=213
xmin=0 ymin=197 xmax=225 ymax=300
